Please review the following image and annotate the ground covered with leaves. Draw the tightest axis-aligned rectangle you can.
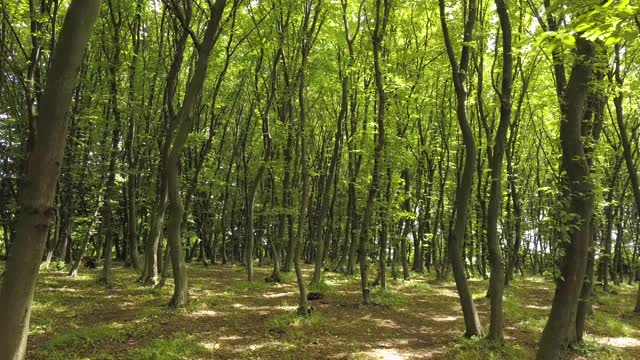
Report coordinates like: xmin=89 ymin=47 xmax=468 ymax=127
xmin=22 ymin=263 xmax=640 ymax=359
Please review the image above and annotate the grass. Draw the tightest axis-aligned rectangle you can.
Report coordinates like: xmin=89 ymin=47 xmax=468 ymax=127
xmin=267 ymin=311 xmax=327 ymax=334
xmin=571 ymin=339 xmax=629 ymax=360
xmin=46 ymin=324 xmax=124 ymax=350
xmin=130 ymin=333 xmax=212 ymax=360
xmin=40 ymin=323 xmax=127 ymax=359
xmin=446 ymin=338 xmax=532 ymax=360
xmin=371 ymin=287 xmax=411 ymax=308
xmin=18 ymin=262 xmax=640 ymax=359
xmin=308 ymin=279 xmax=335 ymax=295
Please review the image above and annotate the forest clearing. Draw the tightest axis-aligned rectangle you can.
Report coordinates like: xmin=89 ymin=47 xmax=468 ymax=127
xmin=21 ymin=263 xmax=640 ymax=359
xmin=2 ymin=0 xmax=640 ymax=359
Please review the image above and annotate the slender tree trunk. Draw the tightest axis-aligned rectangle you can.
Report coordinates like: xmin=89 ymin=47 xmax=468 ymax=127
xmin=125 ymin=4 xmax=143 ymax=272
xmin=610 ymin=45 xmax=640 ymax=312
xmin=486 ymin=0 xmax=512 ymax=342
xmin=358 ymin=0 xmax=389 ymax=305
xmin=310 ymin=59 xmax=346 ymax=286
xmin=439 ymin=0 xmax=483 ymax=337
xmin=282 ymin=123 xmax=295 ymax=272
xmin=99 ymin=0 xmax=125 ymax=287
xmin=245 ymin=49 xmax=277 ymax=283
xmin=164 ymin=0 xmax=227 ymax=307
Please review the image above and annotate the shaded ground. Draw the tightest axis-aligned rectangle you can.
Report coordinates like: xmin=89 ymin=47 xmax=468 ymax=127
xmin=20 ymin=262 xmax=640 ymax=359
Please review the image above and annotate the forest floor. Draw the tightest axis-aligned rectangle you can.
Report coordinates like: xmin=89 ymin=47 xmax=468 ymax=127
xmin=14 ymin=262 xmax=640 ymax=359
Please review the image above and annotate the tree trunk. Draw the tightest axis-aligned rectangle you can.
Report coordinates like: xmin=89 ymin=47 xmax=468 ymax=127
xmin=486 ymin=0 xmax=512 ymax=342
xmin=0 ymin=1 xmax=101 ymax=357
xmin=439 ymin=0 xmax=483 ymax=337
xmin=536 ymin=36 xmax=596 ymax=360
xmin=310 ymin=60 xmax=346 ymax=286
xmin=609 ymin=44 xmax=640 ymax=311
xmin=358 ymin=0 xmax=389 ymax=305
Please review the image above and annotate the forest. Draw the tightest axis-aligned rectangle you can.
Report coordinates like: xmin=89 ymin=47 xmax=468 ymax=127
xmin=1 ymin=0 xmax=640 ymax=359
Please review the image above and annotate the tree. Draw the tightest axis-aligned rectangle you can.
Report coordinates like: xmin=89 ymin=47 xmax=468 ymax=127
xmin=163 ymin=0 xmax=227 ymax=307
xmin=536 ymin=35 xmax=596 ymax=360
xmin=0 ymin=0 xmax=103 ymax=357
xmin=485 ymin=0 xmax=513 ymax=343
xmin=439 ymin=0 xmax=483 ymax=337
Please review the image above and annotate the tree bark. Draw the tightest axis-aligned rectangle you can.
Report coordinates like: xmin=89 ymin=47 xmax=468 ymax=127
xmin=0 ymin=1 xmax=101 ymax=357
xmin=165 ymin=0 xmax=227 ymax=307
xmin=358 ymin=0 xmax=389 ymax=305
xmin=536 ymin=36 xmax=596 ymax=360
xmin=439 ymin=0 xmax=483 ymax=337
xmin=610 ymin=44 xmax=640 ymax=312
xmin=486 ymin=0 xmax=512 ymax=342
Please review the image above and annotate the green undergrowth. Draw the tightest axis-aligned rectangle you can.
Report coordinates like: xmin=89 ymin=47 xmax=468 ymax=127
xmin=447 ymin=338 xmax=532 ymax=360
xmin=308 ymin=279 xmax=336 ymax=295
xmin=572 ymin=339 xmax=628 ymax=360
xmin=267 ymin=310 xmax=328 ymax=337
xmin=45 ymin=323 xmax=126 ymax=351
xmin=371 ymin=287 xmax=410 ymax=308
xmin=503 ymin=288 xmax=548 ymax=334
xmin=130 ymin=333 xmax=211 ymax=360
xmin=395 ymin=278 xmax=432 ymax=291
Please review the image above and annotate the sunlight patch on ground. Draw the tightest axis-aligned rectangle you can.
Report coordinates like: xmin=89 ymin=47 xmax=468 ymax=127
xmin=355 ymin=347 xmax=442 ymax=359
xmin=218 ymin=335 xmax=243 ymax=341
xmin=46 ymin=287 xmax=77 ymax=292
xmin=593 ymin=336 xmax=640 ymax=348
xmin=190 ymin=310 xmax=219 ymax=318
xmin=325 ymin=278 xmax=350 ymax=285
xmin=372 ymin=318 xmax=402 ymax=329
xmin=358 ymin=348 xmax=405 ymax=359
xmin=430 ymin=287 xmax=459 ymax=299
xmin=231 ymin=303 xmax=281 ymax=314
xmin=275 ymin=304 xmax=298 ymax=311
xmin=263 ymin=291 xmax=294 ymax=299
xmin=200 ymin=340 xmax=221 ymax=350
xmin=231 ymin=340 xmax=296 ymax=353
xmin=525 ymin=304 xmax=550 ymax=310
xmin=431 ymin=315 xmax=460 ymax=322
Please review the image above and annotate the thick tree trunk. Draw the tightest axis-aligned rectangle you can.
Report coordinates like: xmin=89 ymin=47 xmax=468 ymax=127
xmin=536 ymin=37 xmax=596 ymax=360
xmin=0 ymin=1 xmax=101 ymax=357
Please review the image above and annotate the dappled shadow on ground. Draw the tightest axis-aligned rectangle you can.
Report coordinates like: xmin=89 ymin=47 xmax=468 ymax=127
xmin=22 ymin=263 xmax=640 ymax=359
